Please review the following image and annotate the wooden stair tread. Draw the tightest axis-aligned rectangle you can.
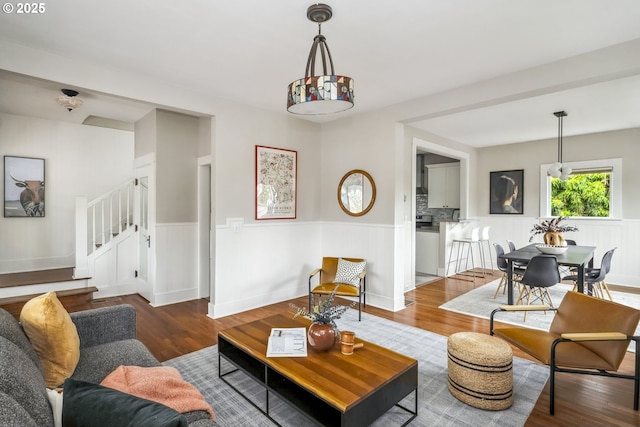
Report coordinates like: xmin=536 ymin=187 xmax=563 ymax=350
xmin=0 ymin=267 xmax=77 ymax=288
xmin=0 ymin=286 xmax=99 ymax=318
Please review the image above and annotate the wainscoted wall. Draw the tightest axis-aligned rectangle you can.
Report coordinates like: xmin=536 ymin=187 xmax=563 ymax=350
xmin=211 ymin=221 xmax=322 ymax=318
xmin=320 ymin=221 xmax=406 ymax=312
xmin=84 ymin=222 xmax=200 ymax=305
xmin=210 ymin=216 xmax=640 ymax=319
xmin=89 ymin=230 xmax=137 ymax=299
xmin=210 ymin=220 xmax=405 ymax=319
xmin=469 ymin=216 xmax=640 ymax=288
xmin=153 ymin=222 xmax=199 ymax=306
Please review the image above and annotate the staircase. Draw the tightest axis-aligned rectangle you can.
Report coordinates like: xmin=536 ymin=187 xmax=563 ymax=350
xmin=86 ymin=180 xmax=135 ymax=256
xmin=0 ymin=179 xmax=137 ymax=312
xmin=0 ymin=268 xmax=97 ymax=317
xmin=75 ymin=179 xmax=139 ymax=298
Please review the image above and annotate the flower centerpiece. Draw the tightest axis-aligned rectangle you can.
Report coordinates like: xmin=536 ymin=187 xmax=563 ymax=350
xmin=289 ymin=285 xmax=355 ymax=351
xmin=529 ymin=216 xmax=578 ymax=244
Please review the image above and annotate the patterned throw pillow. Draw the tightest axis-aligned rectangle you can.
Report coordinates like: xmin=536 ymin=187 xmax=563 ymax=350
xmin=333 ymin=258 xmax=366 ymax=287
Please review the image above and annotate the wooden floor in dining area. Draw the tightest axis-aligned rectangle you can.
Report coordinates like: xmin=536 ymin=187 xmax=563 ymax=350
xmin=72 ymin=272 xmax=640 ymax=427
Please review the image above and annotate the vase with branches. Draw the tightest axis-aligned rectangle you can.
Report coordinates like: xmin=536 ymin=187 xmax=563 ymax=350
xmin=529 ymin=216 xmax=578 ymax=243
xmin=289 ymin=285 xmax=356 ymax=351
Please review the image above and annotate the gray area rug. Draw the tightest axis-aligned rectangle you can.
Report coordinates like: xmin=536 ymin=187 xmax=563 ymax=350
xmin=439 ymin=279 xmax=640 ymax=350
xmin=165 ymin=310 xmax=549 ymax=426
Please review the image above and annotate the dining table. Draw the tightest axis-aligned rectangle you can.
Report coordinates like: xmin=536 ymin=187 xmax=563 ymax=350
xmin=500 ymin=243 xmax=596 ymax=305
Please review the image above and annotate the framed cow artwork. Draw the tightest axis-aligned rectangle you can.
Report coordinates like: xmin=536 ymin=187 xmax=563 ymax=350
xmin=4 ymin=156 xmax=45 ymax=217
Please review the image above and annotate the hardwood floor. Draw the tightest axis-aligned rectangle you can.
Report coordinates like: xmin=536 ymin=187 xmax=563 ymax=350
xmin=71 ymin=273 xmax=640 ymax=427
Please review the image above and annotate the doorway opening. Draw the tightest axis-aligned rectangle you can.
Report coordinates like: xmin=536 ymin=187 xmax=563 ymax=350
xmin=411 ymin=138 xmax=470 ymax=289
xmin=197 ymin=156 xmax=212 ymax=300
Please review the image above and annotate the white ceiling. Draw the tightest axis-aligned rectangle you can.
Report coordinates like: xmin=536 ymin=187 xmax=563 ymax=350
xmin=1 ymin=0 xmax=640 ymax=146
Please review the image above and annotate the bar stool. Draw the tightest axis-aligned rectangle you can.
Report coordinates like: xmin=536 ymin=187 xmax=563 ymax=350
xmin=479 ymin=226 xmax=494 ymax=273
xmin=446 ymin=227 xmax=486 ymax=281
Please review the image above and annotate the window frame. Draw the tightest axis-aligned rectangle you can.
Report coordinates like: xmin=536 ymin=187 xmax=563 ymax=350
xmin=539 ymin=158 xmax=622 ymax=219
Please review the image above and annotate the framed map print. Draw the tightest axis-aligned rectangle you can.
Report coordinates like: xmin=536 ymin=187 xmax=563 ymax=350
xmin=255 ymin=146 xmax=297 ymax=220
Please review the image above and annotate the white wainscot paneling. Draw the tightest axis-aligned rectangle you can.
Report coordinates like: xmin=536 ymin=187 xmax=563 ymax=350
xmin=475 ymin=216 xmax=640 ymax=288
xmin=89 ymin=230 xmax=137 ymax=298
xmin=321 ymin=222 xmax=403 ymax=312
xmin=153 ymin=223 xmax=199 ymax=306
xmin=210 ymin=221 xmax=322 ymax=319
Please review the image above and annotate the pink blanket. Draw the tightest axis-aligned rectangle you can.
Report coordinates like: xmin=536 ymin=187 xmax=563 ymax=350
xmin=101 ymin=365 xmax=214 ymax=420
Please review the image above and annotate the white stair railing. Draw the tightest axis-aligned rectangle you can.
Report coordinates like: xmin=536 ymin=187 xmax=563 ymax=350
xmin=74 ymin=180 xmax=135 ymax=279
xmin=89 ymin=179 xmax=134 ymax=253
xmin=74 ymin=179 xmax=137 ymax=283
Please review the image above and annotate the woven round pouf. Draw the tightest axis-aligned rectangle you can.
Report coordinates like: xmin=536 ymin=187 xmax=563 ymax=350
xmin=447 ymin=331 xmax=513 ymax=410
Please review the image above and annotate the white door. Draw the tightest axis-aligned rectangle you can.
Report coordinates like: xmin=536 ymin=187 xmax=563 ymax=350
xmin=135 ymin=169 xmax=152 ymax=301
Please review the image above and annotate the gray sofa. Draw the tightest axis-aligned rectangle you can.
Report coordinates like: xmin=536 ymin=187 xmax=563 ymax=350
xmin=0 ymin=304 xmax=216 ymax=426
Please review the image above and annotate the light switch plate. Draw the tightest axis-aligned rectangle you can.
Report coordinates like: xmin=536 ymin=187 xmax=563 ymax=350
xmin=226 ymin=217 xmax=244 ymax=232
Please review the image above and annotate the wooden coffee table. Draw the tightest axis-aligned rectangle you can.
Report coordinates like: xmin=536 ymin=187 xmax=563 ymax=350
xmin=218 ymin=314 xmax=418 ymax=426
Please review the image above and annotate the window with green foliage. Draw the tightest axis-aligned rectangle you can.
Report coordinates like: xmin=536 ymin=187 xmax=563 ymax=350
xmin=540 ymin=158 xmax=621 ymax=219
xmin=551 ymin=170 xmax=611 ymax=217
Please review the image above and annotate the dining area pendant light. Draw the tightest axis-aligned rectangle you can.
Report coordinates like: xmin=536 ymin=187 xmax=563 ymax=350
xmin=287 ymin=3 xmax=354 ymax=115
xmin=547 ymin=111 xmax=572 ymax=181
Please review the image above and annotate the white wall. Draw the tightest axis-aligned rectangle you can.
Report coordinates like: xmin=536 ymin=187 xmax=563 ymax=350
xmin=155 ymin=109 xmax=200 ymax=223
xmin=315 ymin=112 xmax=410 ymax=311
xmin=134 ymin=110 xmax=156 ymax=158
xmin=154 ymin=222 xmax=198 ymax=305
xmin=0 ymin=112 xmax=134 ymax=273
xmin=209 ymin=102 xmax=324 ymax=317
xmin=320 ymin=111 xmax=397 ymax=224
xmin=213 ymin=104 xmax=322 ymax=223
xmin=213 ymin=221 xmax=321 ymax=317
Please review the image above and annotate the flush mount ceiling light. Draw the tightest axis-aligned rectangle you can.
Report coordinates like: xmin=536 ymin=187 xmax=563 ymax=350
xmin=56 ymin=89 xmax=84 ymax=112
xmin=287 ymin=3 xmax=354 ymax=115
xmin=547 ymin=111 xmax=572 ymax=181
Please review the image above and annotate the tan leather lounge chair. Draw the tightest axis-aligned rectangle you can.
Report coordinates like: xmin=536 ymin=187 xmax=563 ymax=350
xmin=490 ymin=291 xmax=640 ymax=414
xmin=309 ymin=257 xmax=366 ymax=321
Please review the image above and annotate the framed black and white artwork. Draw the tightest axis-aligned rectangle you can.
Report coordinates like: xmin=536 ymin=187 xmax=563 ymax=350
xmin=490 ymin=169 xmax=523 ymax=215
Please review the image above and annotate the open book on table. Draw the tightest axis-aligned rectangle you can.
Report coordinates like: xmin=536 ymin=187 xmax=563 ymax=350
xmin=266 ymin=327 xmax=308 ymax=357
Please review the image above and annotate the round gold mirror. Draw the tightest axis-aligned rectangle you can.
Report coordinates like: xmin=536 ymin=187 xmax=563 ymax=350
xmin=337 ymin=169 xmax=376 ymax=216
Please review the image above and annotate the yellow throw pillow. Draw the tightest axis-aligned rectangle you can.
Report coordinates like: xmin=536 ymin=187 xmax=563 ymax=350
xmin=20 ymin=292 xmax=80 ymax=388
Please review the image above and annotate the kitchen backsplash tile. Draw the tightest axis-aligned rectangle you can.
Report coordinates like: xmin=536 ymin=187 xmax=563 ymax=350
xmin=416 ymin=195 xmax=457 ymax=227
xmin=416 ymin=194 xmax=428 ymax=215
xmin=426 ymin=207 xmax=456 ymax=227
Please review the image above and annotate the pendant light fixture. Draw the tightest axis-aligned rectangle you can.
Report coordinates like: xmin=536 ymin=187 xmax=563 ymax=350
xmin=547 ymin=111 xmax=572 ymax=180
xmin=287 ymin=3 xmax=354 ymax=115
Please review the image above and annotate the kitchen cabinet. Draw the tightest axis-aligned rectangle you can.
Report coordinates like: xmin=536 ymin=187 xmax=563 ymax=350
xmin=427 ymin=163 xmax=460 ymax=208
xmin=416 ymin=230 xmax=439 ymax=275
